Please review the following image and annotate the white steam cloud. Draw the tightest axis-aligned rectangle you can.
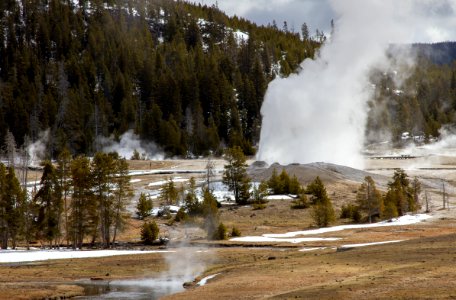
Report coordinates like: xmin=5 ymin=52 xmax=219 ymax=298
xmin=98 ymin=130 xmax=164 ymax=160
xmin=27 ymin=129 xmax=50 ymax=167
xmin=257 ymin=0 xmax=456 ymax=168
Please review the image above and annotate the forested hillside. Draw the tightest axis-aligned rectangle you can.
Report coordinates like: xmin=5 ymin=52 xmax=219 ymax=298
xmin=0 ymin=0 xmax=319 ymax=157
xmin=366 ymin=54 xmax=456 ymax=145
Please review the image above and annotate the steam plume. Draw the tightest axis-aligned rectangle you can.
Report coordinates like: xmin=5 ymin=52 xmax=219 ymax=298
xmin=97 ymin=130 xmax=164 ymax=160
xmin=257 ymin=0 xmax=456 ymax=168
xmin=27 ymin=129 xmax=50 ymax=167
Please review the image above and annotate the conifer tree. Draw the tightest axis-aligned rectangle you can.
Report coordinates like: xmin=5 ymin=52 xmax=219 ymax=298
xmin=70 ymin=155 xmax=94 ymax=249
xmin=222 ymin=146 xmax=251 ymax=204
xmin=112 ymin=157 xmax=133 ymax=245
xmin=136 ymin=193 xmax=153 ymax=220
xmin=34 ymin=161 xmax=62 ymax=246
xmin=356 ymin=176 xmax=383 ymax=223
xmin=307 ymin=177 xmax=335 ymax=227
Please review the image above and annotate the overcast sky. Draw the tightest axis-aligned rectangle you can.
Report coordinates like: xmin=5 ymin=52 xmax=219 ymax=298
xmin=192 ymin=0 xmax=456 ymax=43
xmin=195 ymin=0 xmax=334 ymax=35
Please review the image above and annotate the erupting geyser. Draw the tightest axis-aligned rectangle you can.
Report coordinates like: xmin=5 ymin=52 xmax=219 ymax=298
xmin=257 ymin=0 xmax=456 ymax=168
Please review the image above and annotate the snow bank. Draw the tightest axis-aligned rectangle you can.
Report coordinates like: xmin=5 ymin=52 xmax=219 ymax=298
xmin=264 ymin=195 xmax=294 ymax=200
xmin=148 ymin=178 xmax=188 ymax=187
xmin=230 ymin=236 xmax=341 ymax=244
xmin=263 ymin=214 xmax=431 ymax=238
xmin=339 ymin=240 xmax=404 ymax=249
xmin=298 ymin=247 xmax=327 ymax=252
xmin=0 ymin=249 xmax=174 ymax=263
xmin=197 ymin=273 xmax=220 ymax=286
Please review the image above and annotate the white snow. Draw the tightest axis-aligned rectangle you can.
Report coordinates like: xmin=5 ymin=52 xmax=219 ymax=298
xmin=130 ymin=179 xmax=142 ymax=183
xmin=264 ymin=195 xmax=294 ymax=200
xmin=263 ymin=214 xmax=431 ymax=238
xmin=230 ymin=214 xmax=430 ymax=244
xmin=197 ymin=273 xmax=220 ymax=286
xmin=339 ymin=240 xmax=404 ymax=249
xmin=233 ymin=30 xmax=249 ymax=43
xmin=298 ymin=247 xmax=327 ymax=252
xmin=0 ymin=249 xmax=174 ymax=263
xmin=230 ymin=236 xmax=341 ymax=244
xmin=148 ymin=178 xmax=189 ymax=187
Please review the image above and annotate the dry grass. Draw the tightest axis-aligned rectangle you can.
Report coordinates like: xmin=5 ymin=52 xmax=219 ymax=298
xmin=3 ymin=157 xmax=456 ymax=299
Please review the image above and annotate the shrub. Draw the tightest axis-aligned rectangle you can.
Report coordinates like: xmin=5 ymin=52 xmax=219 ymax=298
xmin=136 ymin=193 xmax=153 ymax=219
xmin=174 ymin=207 xmax=188 ymax=222
xmin=291 ymin=194 xmax=309 ymax=209
xmin=231 ymin=226 xmax=241 ymax=237
xmin=211 ymin=223 xmax=227 ymax=240
xmin=141 ymin=221 xmax=159 ymax=245
xmin=340 ymin=204 xmax=362 ymax=223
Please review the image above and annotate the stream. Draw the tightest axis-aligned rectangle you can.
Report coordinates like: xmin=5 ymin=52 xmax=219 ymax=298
xmin=75 ymin=276 xmax=188 ymax=299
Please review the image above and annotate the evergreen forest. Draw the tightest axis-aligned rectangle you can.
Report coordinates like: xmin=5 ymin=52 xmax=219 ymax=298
xmin=0 ymin=0 xmax=319 ymax=157
xmin=1 ymin=0 xmax=456 ymax=158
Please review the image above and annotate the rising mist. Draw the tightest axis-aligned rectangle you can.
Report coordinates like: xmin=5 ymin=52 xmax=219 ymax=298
xmin=257 ymin=0 xmax=456 ymax=168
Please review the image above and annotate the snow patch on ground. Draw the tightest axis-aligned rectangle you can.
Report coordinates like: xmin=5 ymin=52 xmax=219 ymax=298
xmin=339 ymin=240 xmax=404 ymax=249
xmin=197 ymin=273 xmax=220 ymax=286
xmin=230 ymin=236 xmax=341 ymax=244
xmin=264 ymin=195 xmax=294 ymax=200
xmin=298 ymin=247 xmax=327 ymax=252
xmin=0 ymin=249 xmax=174 ymax=263
xmin=263 ymin=214 xmax=431 ymax=238
xmin=148 ymin=178 xmax=189 ymax=186
xmin=130 ymin=179 xmax=142 ymax=183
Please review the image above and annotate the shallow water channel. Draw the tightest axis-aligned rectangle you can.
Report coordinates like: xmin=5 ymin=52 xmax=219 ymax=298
xmin=75 ymin=276 xmax=188 ymax=299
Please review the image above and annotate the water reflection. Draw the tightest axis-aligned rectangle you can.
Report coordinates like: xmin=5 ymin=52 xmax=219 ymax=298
xmin=76 ymin=277 xmax=187 ymax=300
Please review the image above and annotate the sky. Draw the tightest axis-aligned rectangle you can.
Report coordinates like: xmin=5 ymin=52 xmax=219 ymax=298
xmin=192 ymin=0 xmax=456 ymax=43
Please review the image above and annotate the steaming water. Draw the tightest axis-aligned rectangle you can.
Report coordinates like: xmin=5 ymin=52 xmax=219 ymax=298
xmin=76 ymin=277 xmax=187 ymax=299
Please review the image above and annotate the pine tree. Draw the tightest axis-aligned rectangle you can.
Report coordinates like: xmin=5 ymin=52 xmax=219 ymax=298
xmin=91 ymin=152 xmax=116 ymax=248
xmin=384 ymin=169 xmax=416 ymax=217
xmin=356 ymin=176 xmax=383 ymax=223
xmin=307 ymin=177 xmax=335 ymax=227
xmin=34 ymin=161 xmax=62 ymax=246
xmin=112 ymin=157 xmax=133 ymax=245
xmin=136 ymin=193 xmax=153 ymax=220
xmin=56 ymin=147 xmax=72 ymax=245
xmin=223 ymin=146 xmax=251 ymax=204
xmin=160 ymin=178 xmax=178 ymax=205
xmin=70 ymin=155 xmax=94 ymax=249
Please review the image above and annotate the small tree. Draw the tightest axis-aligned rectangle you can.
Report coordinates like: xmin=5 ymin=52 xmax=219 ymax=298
xmin=312 ymin=201 xmax=335 ymax=227
xmin=384 ymin=169 xmax=417 ymax=217
xmin=356 ymin=176 xmax=383 ymax=223
xmin=291 ymin=193 xmax=309 ymax=209
xmin=184 ymin=177 xmax=201 ymax=215
xmin=306 ymin=176 xmax=328 ymax=205
xmin=160 ymin=178 xmax=178 ymax=205
xmin=252 ymin=181 xmax=269 ymax=210
xmin=211 ymin=223 xmax=227 ymax=240
xmin=136 ymin=193 xmax=153 ymax=220
xmin=202 ymin=188 xmax=219 ymax=239
xmin=141 ymin=221 xmax=159 ymax=245
xmin=222 ymin=146 xmax=251 ymax=205
xmin=307 ymin=177 xmax=335 ymax=227
xmin=231 ymin=226 xmax=241 ymax=237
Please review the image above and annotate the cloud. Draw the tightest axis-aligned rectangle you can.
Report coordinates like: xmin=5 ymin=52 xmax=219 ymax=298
xmin=193 ymin=0 xmax=456 ymax=43
xmin=194 ymin=0 xmax=334 ymax=34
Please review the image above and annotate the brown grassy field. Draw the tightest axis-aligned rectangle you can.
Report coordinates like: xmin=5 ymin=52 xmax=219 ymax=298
xmin=1 ymin=157 xmax=456 ymax=299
